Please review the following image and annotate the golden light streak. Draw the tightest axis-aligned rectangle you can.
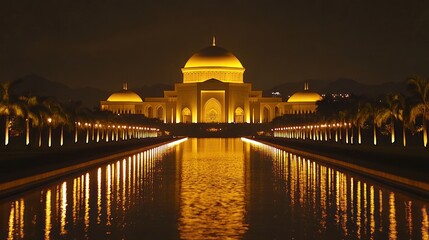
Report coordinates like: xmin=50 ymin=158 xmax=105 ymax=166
xmin=15 ymin=199 xmax=22 ymax=239
xmin=363 ymin=183 xmax=368 ymax=232
xmin=106 ymin=164 xmax=112 ymax=226
xmin=45 ymin=190 xmax=52 ymax=240
xmin=72 ymin=178 xmax=77 ymax=225
xmin=422 ymin=206 xmax=429 ymax=240
xmin=389 ymin=192 xmax=397 ymax=240
xmin=357 ymin=181 xmax=361 ymax=239
xmin=370 ymin=186 xmax=375 ymax=239
xmin=7 ymin=202 xmax=15 ymax=240
xmin=84 ymin=173 xmax=90 ymax=235
xmin=122 ymin=159 xmax=126 ymax=212
xmin=379 ymin=190 xmax=383 ymax=232
xmin=97 ymin=167 xmax=102 ymax=224
xmin=60 ymin=182 xmax=67 ymax=235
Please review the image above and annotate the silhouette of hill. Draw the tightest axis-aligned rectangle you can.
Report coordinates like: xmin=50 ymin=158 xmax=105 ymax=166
xmin=5 ymin=75 xmax=409 ymax=108
xmin=8 ymin=75 xmax=110 ymax=108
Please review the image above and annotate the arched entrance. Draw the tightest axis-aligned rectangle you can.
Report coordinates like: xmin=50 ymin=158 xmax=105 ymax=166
xmin=182 ymin=108 xmax=192 ymax=123
xmin=263 ymin=106 xmax=270 ymax=123
xmin=203 ymin=98 xmax=222 ymax=123
xmin=235 ymin=107 xmax=244 ymax=123
xmin=147 ymin=106 xmax=153 ymax=118
xmin=157 ymin=106 xmax=164 ymax=120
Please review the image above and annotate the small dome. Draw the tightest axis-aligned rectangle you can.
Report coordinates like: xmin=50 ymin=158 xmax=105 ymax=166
xmin=107 ymin=90 xmax=143 ymax=102
xmin=288 ymin=91 xmax=322 ymax=103
xmin=184 ymin=45 xmax=244 ymax=69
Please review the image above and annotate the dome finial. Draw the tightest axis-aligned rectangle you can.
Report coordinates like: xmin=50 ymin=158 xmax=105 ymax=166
xmin=304 ymin=82 xmax=309 ymax=91
xmin=212 ymin=36 xmax=216 ymax=46
xmin=123 ymin=82 xmax=128 ymax=90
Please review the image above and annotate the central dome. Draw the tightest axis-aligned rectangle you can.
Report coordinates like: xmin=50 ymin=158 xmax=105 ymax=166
xmin=182 ymin=38 xmax=245 ymax=84
xmin=184 ymin=45 xmax=244 ymax=68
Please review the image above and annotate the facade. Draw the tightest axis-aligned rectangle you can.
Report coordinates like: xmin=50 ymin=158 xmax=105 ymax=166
xmin=101 ymin=39 xmax=322 ymax=123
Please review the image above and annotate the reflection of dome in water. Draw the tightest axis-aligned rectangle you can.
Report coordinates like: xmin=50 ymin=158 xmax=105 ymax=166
xmin=287 ymin=83 xmax=322 ymax=103
xmin=184 ymin=45 xmax=244 ymax=68
xmin=107 ymin=84 xmax=143 ymax=102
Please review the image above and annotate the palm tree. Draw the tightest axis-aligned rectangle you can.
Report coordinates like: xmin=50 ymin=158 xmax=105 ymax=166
xmin=0 ymin=81 xmax=25 ymax=145
xmin=355 ymin=101 xmax=370 ymax=145
xmin=376 ymin=94 xmax=401 ymax=144
xmin=366 ymin=101 xmax=383 ymax=145
xmin=408 ymin=76 xmax=429 ymax=147
xmin=32 ymin=97 xmax=53 ymax=147
xmin=45 ymin=98 xmax=69 ymax=146
xmin=396 ymin=94 xmax=410 ymax=147
xmin=20 ymin=96 xmax=41 ymax=145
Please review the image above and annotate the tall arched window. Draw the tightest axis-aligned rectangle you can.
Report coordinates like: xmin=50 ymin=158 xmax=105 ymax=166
xmin=157 ymin=106 xmax=164 ymax=120
xmin=147 ymin=106 xmax=153 ymax=118
xmin=263 ymin=106 xmax=270 ymax=123
xmin=203 ymin=98 xmax=222 ymax=123
xmin=182 ymin=108 xmax=192 ymax=123
xmin=235 ymin=107 xmax=244 ymax=123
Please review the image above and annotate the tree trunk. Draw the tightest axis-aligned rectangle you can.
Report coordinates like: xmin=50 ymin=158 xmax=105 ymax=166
xmin=48 ymin=126 xmax=52 ymax=147
xmin=26 ymin=118 xmax=30 ymax=146
xmin=38 ymin=129 xmax=42 ymax=147
xmin=345 ymin=126 xmax=349 ymax=144
xmin=391 ymin=117 xmax=395 ymax=143
xmin=402 ymin=122 xmax=406 ymax=147
xmin=60 ymin=125 xmax=64 ymax=146
xmin=373 ymin=123 xmax=377 ymax=145
xmin=4 ymin=115 xmax=9 ymax=145
xmin=424 ymin=119 xmax=427 ymax=147
xmin=358 ymin=125 xmax=362 ymax=145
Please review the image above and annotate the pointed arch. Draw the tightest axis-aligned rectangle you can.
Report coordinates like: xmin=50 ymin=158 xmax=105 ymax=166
xmin=156 ymin=106 xmax=164 ymax=120
xmin=235 ymin=107 xmax=244 ymax=123
xmin=182 ymin=107 xmax=192 ymax=123
xmin=263 ymin=106 xmax=270 ymax=123
xmin=146 ymin=105 xmax=153 ymax=118
xmin=203 ymin=98 xmax=222 ymax=123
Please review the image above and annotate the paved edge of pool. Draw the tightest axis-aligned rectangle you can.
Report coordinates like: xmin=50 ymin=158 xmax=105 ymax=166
xmin=243 ymin=137 xmax=429 ymax=199
xmin=0 ymin=137 xmax=187 ymax=199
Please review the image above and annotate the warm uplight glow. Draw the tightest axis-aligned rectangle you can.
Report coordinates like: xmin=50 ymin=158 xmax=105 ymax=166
xmin=106 ymin=90 xmax=143 ymax=102
xmin=184 ymin=45 xmax=244 ymax=69
xmin=287 ymin=91 xmax=322 ymax=102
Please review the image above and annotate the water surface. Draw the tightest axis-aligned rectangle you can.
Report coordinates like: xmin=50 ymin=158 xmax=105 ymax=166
xmin=1 ymin=138 xmax=428 ymax=239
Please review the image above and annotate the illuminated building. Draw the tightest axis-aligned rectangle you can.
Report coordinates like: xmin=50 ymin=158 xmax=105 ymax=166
xmin=284 ymin=83 xmax=322 ymax=114
xmin=101 ymin=38 xmax=322 ymax=122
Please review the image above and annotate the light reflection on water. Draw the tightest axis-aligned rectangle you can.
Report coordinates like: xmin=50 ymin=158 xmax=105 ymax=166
xmin=1 ymin=138 xmax=428 ymax=240
xmin=243 ymin=138 xmax=429 ymax=239
xmin=177 ymin=138 xmax=247 ymax=239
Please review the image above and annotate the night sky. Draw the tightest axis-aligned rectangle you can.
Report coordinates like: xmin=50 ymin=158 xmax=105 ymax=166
xmin=1 ymin=0 xmax=429 ymax=91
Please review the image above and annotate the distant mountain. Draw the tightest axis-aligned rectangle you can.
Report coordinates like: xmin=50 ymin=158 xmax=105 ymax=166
xmin=8 ymin=75 xmax=110 ymax=108
xmin=6 ymin=75 xmax=175 ymax=108
xmin=265 ymin=78 xmax=409 ymax=99
xmin=6 ymin=75 xmax=410 ymax=108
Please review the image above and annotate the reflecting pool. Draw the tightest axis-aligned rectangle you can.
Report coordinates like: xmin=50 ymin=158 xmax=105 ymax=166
xmin=1 ymin=138 xmax=428 ymax=239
